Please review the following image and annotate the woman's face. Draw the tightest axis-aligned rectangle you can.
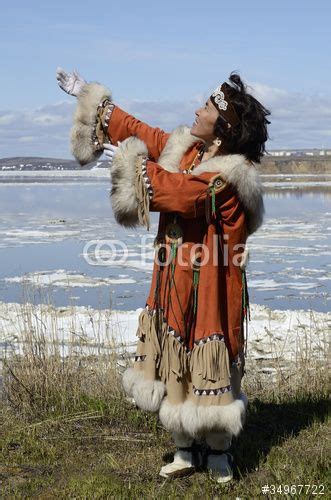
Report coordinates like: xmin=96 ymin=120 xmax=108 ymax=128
xmin=190 ymin=98 xmax=220 ymax=142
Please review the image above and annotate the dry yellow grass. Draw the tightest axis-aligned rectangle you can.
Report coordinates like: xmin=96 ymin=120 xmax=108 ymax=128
xmin=0 ymin=295 xmax=329 ymax=497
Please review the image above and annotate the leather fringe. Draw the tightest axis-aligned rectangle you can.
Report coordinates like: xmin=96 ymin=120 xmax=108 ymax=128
xmin=135 ymin=307 xmax=232 ymax=387
xmin=189 ymin=339 xmax=231 ymax=385
xmin=136 ymin=308 xmax=161 ymax=363
xmin=135 ymin=308 xmax=190 ymax=382
xmin=135 ymin=155 xmax=151 ymax=230
xmin=159 ymin=323 xmax=189 ymax=381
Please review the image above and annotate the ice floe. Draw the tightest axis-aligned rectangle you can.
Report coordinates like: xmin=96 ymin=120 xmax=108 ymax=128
xmin=5 ymin=270 xmax=136 ymax=288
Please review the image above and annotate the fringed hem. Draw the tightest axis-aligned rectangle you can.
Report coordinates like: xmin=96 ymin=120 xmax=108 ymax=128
xmin=135 ymin=307 xmax=189 ymax=383
xmin=135 ymin=306 xmax=234 ymax=390
xmin=189 ymin=336 xmax=231 ymax=387
xmin=159 ymin=323 xmax=190 ymax=382
xmin=125 ymin=306 xmax=246 ymax=428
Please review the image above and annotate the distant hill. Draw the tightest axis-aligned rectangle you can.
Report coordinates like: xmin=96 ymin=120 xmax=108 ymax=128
xmin=260 ymin=156 xmax=331 ymax=174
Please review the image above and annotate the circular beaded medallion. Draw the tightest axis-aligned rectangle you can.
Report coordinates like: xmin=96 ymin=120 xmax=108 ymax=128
xmin=165 ymin=222 xmax=183 ymax=245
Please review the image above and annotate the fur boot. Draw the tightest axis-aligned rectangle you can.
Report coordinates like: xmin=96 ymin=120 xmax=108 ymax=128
xmin=205 ymin=431 xmax=234 ymax=483
xmin=159 ymin=431 xmax=200 ymax=478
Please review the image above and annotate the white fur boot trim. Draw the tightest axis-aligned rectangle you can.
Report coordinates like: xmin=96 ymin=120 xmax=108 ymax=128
xmin=207 ymin=452 xmax=234 ymax=483
xmin=159 ymin=450 xmax=196 ymax=478
xmin=181 ymin=392 xmax=248 ymax=438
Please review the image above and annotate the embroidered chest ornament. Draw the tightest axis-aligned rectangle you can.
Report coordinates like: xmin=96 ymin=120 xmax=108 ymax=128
xmin=165 ymin=216 xmax=183 ymax=276
xmin=165 ymin=220 xmax=183 ymax=246
xmin=205 ymin=173 xmax=228 ymax=225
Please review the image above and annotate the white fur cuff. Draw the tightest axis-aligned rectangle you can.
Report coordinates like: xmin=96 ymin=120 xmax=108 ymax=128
xmin=111 ymin=137 xmax=150 ymax=228
xmin=70 ymin=82 xmax=112 ymax=165
xmin=122 ymin=367 xmax=166 ymax=412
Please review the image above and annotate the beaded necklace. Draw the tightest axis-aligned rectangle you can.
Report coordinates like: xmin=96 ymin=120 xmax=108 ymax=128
xmin=184 ymin=144 xmax=205 ymax=174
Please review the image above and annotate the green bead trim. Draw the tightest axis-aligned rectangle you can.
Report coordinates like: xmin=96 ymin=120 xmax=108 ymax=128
xmin=211 ymin=186 xmax=216 ymax=219
xmin=193 ymin=268 xmax=200 ymax=314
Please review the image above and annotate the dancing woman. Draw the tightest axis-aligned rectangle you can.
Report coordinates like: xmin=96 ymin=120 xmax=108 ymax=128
xmin=57 ymin=68 xmax=270 ymax=482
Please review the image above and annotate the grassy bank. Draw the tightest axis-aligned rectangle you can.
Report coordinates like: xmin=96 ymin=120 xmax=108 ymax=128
xmin=260 ymin=156 xmax=331 ymax=175
xmin=1 ymin=302 xmax=329 ymax=498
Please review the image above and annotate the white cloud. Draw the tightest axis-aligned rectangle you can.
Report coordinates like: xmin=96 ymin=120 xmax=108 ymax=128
xmin=32 ymin=114 xmax=69 ymax=125
xmin=250 ymin=82 xmax=331 ymax=149
xmin=0 ymin=101 xmax=74 ymax=158
xmin=0 ymin=84 xmax=330 ymax=159
xmin=0 ymin=113 xmax=16 ymax=126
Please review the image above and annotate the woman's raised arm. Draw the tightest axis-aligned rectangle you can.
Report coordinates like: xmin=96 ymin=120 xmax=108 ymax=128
xmin=56 ymin=68 xmax=169 ymax=165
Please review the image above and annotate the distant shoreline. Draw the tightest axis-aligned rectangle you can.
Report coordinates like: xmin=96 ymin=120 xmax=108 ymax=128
xmin=0 ymin=156 xmax=330 ymax=177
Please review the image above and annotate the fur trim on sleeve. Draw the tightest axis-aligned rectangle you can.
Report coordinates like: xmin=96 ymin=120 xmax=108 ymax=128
xmin=70 ymin=83 xmax=112 ymax=165
xmin=157 ymin=126 xmax=264 ymax=235
xmin=191 ymin=154 xmax=265 ymax=235
xmin=111 ymin=136 xmax=152 ymax=228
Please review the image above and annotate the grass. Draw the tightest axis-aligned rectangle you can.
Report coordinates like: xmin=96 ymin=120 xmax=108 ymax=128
xmin=1 ymin=391 xmax=329 ymax=498
xmin=1 ymin=298 xmax=330 ymax=498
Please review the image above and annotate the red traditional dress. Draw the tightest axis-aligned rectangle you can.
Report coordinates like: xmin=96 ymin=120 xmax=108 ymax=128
xmin=71 ymin=83 xmax=264 ymax=440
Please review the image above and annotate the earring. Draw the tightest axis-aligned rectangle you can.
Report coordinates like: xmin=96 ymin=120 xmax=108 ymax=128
xmin=213 ymin=138 xmax=222 ymax=147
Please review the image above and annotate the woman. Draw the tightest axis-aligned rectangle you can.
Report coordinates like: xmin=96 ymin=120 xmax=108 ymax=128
xmin=57 ymin=68 xmax=270 ymax=482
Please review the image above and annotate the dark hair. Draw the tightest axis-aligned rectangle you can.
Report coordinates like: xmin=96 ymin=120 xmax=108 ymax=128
xmin=213 ymin=73 xmax=271 ymax=163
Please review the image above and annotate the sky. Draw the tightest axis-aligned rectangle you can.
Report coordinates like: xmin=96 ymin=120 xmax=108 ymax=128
xmin=0 ymin=0 xmax=330 ymax=158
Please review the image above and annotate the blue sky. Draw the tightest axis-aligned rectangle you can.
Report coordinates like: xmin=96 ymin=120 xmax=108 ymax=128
xmin=0 ymin=0 xmax=330 ymax=158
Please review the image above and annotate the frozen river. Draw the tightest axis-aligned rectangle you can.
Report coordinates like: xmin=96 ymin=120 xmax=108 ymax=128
xmin=0 ymin=173 xmax=330 ymax=313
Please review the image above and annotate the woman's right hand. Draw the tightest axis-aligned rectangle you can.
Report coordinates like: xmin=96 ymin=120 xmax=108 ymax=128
xmin=56 ymin=67 xmax=87 ymax=97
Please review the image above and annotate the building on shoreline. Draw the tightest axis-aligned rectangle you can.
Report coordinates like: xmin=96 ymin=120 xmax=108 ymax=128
xmin=267 ymin=148 xmax=331 ymax=158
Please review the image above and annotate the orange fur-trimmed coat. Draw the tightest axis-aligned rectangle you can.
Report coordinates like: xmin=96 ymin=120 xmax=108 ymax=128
xmin=71 ymin=83 xmax=265 ymax=439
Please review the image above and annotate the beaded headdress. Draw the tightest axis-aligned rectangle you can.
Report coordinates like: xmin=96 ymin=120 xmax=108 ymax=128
xmin=210 ymin=82 xmax=240 ymax=127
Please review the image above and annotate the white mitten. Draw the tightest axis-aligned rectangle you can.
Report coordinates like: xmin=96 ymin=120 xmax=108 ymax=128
xmin=103 ymin=142 xmax=121 ymax=166
xmin=56 ymin=67 xmax=87 ymax=97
